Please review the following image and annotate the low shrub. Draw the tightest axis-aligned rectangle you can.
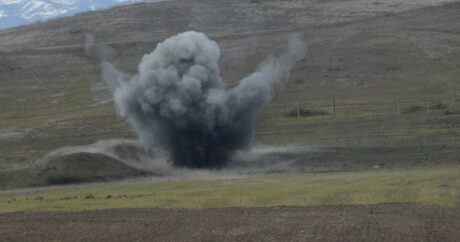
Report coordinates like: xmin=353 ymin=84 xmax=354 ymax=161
xmin=286 ymin=108 xmax=329 ymax=118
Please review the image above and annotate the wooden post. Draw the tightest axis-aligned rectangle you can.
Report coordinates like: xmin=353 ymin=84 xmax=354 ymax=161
xmin=332 ymin=97 xmax=336 ymax=117
xmin=240 ymin=186 xmax=243 ymax=205
xmin=396 ymin=96 xmax=400 ymax=115
xmin=296 ymin=101 xmax=300 ymax=119
xmin=222 ymin=190 xmax=224 ymax=207
xmin=451 ymin=89 xmax=456 ymax=110
xmin=447 ymin=89 xmax=455 ymax=112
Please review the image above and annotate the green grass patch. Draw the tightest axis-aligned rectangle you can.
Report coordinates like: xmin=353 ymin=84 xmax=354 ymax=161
xmin=0 ymin=166 xmax=459 ymax=213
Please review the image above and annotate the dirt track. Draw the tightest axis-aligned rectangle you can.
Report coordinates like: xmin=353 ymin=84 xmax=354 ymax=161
xmin=0 ymin=204 xmax=459 ymax=241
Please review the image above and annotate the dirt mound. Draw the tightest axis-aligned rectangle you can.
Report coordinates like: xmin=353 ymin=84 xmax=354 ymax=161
xmin=37 ymin=152 xmax=148 ymax=185
xmin=0 ymin=150 xmax=152 ymax=189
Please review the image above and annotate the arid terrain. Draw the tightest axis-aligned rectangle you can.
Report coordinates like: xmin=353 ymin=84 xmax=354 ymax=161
xmin=0 ymin=0 xmax=459 ymax=241
xmin=0 ymin=0 xmax=459 ymax=175
xmin=1 ymin=204 xmax=459 ymax=241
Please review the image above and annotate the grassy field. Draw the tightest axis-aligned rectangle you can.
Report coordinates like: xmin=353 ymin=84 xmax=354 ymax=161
xmin=1 ymin=166 xmax=459 ymax=213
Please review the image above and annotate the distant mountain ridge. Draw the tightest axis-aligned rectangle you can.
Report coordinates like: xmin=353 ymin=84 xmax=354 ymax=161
xmin=0 ymin=0 xmax=144 ymax=29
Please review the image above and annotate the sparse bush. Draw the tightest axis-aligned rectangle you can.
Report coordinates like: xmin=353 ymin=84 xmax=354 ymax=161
xmin=404 ymin=105 xmax=424 ymax=114
xmin=85 ymin=194 xmax=95 ymax=199
xmin=430 ymin=103 xmax=447 ymax=110
xmin=60 ymin=196 xmax=77 ymax=201
xmin=444 ymin=110 xmax=459 ymax=115
xmin=286 ymin=108 xmax=329 ymax=118
xmin=69 ymin=29 xmax=82 ymax=34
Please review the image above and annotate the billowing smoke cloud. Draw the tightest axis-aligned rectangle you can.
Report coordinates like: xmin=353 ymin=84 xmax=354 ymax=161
xmin=87 ymin=31 xmax=306 ymax=169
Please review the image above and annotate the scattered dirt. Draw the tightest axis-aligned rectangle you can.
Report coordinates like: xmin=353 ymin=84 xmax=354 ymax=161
xmin=0 ymin=204 xmax=459 ymax=241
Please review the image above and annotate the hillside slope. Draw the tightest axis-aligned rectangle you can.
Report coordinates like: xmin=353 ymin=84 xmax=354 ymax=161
xmin=0 ymin=0 xmax=459 ymax=172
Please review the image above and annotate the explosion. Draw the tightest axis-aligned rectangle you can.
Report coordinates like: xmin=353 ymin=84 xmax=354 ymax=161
xmin=87 ymin=31 xmax=306 ymax=169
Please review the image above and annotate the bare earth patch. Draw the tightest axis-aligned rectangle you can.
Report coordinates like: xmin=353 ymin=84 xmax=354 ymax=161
xmin=0 ymin=204 xmax=459 ymax=241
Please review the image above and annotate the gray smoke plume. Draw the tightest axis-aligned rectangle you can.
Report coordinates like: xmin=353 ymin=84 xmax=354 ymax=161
xmin=87 ymin=31 xmax=306 ymax=169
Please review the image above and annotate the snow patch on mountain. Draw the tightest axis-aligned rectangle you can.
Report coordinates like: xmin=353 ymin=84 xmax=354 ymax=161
xmin=0 ymin=0 xmax=152 ymax=29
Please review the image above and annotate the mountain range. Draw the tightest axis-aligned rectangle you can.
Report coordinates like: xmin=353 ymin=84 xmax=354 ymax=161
xmin=0 ymin=0 xmax=145 ymax=29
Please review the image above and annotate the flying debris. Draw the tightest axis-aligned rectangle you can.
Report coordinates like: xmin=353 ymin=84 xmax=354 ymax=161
xmin=86 ymin=31 xmax=306 ymax=168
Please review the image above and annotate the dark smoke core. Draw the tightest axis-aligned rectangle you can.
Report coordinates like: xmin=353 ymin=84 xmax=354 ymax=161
xmin=88 ymin=31 xmax=306 ymax=169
